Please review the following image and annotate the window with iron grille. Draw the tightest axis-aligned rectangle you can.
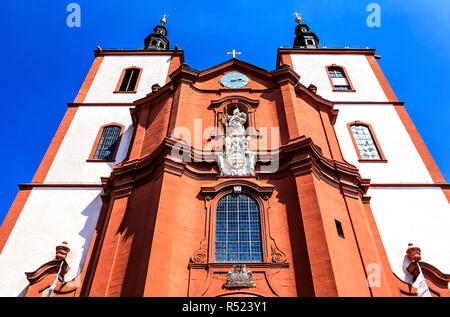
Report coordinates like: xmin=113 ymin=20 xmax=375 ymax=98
xmin=350 ymin=124 xmax=381 ymax=160
xmin=215 ymin=194 xmax=263 ymax=263
xmin=92 ymin=125 xmax=122 ymax=160
xmin=118 ymin=68 xmax=141 ymax=92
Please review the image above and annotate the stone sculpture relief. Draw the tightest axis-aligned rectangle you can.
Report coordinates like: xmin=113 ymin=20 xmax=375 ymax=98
xmin=223 ymin=264 xmax=256 ymax=289
xmin=216 ymin=106 xmax=256 ymax=176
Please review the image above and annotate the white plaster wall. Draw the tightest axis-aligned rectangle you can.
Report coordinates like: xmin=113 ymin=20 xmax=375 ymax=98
xmin=368 ymin=187 xmax=450 ymax=281
xmin=44 ymin=106 xmax=133 ymax=184
xmin=290 ymin=54 xmax=388 ymax=102
xmin=0 ymin=188 xmax=102 ymax=296
xmin=334 ymin=104 xmax=433 ymax=184
xmin=84 ymin=55 xmax=172 ymax=103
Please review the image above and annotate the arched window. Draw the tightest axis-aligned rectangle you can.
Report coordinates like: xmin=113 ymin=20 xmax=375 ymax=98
xmin=215 ymin=193 xmax=263 ymax=263
xmin=348 ymin=122 xmax=386 ymax=162
xmin=88 ymin=124 xmax=124 ymax=161
xmin=326 ymin=65 xmax=355 ymax=92
xmin=114 ymin=67 xmax=142 ymax=93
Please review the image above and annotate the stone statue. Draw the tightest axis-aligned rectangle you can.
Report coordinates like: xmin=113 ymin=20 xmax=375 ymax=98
xmin=225 ymin=107 xmax=247 ymax=136
xmin=216 ymin=106 xmax=256 ymax=176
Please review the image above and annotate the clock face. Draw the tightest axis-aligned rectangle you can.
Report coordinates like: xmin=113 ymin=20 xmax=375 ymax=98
xmin=220 ymin=72 xmax=249 ymax=89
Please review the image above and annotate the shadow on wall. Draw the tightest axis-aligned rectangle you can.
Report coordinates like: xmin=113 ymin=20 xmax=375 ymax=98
xmin=74 ymin=193 xmax=102 ymax=280
xmin=18 ymin=285 xmax=29 ymax=297
xmin=107 ymin=124 xmax=134 ymax=169
xmin=401 ymin=254 xmax=415 ymax=284
xmin=11 ymin=190 xmax=102 ymax=296
xmin=267 ymin=176 xmax=315 ymax=297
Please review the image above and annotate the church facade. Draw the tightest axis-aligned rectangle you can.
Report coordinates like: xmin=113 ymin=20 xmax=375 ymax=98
xmin=0 ymin=17 xmax=449 ymax=297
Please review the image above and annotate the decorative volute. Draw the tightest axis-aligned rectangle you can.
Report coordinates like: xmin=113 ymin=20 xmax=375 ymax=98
xmin=24 ymin=241 xmax=73 ymax=297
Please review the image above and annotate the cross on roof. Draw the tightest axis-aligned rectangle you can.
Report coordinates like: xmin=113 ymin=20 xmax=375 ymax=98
xmin=227 ymin=49 xmax=242 ymax=59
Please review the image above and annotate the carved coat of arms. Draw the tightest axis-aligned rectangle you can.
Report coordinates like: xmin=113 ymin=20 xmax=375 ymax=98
xmin=223 ymin=264 xmax=256 ymax=289
xmin=216 ymin=106 xmax=256 ymax=176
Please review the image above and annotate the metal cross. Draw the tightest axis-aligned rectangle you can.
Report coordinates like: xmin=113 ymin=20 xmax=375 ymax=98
xmin=227 ymin=49 xmax=242 ymax=59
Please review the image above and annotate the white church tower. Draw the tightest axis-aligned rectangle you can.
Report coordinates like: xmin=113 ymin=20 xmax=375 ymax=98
xmin=279 ymin=16 xmax=450 ymax=285
xmin=0 ymin=16 xmax=182 ymax=296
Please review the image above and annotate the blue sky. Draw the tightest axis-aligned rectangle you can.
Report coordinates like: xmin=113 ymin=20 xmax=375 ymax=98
xmin=0 ymin=1 xmax=449 ymax=225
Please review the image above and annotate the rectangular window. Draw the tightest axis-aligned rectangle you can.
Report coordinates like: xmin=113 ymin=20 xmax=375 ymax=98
xmin=335 ymin=220 xmax=345 ymax=238
xmin=117 ymin=68 xmax=141 ymax=92
xmin=327 ymin=66 xmax=355 ymax=92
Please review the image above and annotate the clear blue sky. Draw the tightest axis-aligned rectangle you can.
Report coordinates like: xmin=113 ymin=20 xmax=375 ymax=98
xmin=0 ymin=1 xmax=449 ymax=225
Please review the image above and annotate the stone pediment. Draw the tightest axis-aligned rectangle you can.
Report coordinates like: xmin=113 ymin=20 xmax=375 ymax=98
xmin=168 ymin=58 xmax=301 ymax=91
xmin=199 ymin=58 xmax=273 ymax=81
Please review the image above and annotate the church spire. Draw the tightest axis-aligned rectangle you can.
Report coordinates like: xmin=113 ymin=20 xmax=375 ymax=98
xmin=293 ymin=13 xmax=319 ymax=48
xmin=144 ymin=15 xmax=170 ymax=50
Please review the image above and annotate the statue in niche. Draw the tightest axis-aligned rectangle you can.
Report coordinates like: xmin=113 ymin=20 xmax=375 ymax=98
xmin=216 ymin=105 xmax=256 ymax=176
xmin=225 ymin=107 xmax=247 ymax=136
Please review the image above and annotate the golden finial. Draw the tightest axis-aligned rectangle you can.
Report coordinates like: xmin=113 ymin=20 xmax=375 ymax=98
xmin=160 ymin=13 xmax=168 ymax=26
xmin=294 ymin=12 xmax=302 ymax=24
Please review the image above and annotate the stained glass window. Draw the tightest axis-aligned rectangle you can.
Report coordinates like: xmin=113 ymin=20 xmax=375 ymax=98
xmin=350 ymin=124 xmax=381 ymax=160
xmin=92 ymin=125 xmax=122 ymax=160
xmin=215 ymin=194 xmax=263 ymax=263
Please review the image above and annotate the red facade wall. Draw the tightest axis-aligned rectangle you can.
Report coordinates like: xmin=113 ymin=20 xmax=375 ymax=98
xmin=70 ymin=58 xmax=437 ymax=297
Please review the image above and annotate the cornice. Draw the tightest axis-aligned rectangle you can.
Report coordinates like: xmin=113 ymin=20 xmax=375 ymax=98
xmin=168 ymin=64 xmax=199 ymax=83
xmin=93 ymin=49 xmax=184 ymax=62
xmin=200 ymin=180 xmax=274 ymax=196
xmin=271 ymin=65 xmax=301 ymax=86
xmin=188 ymin=85 xmax=278 ymax=94
xmin=132 ymin=81 xmax=176 ymax=106
xmin=278 ymin=137 xmax=368 ymax=197
xmin=277 ymin=47 xmax=376 ymax=55
xmin=102 ymin=136 xmax=368 ymax=200
xmin=292 ymin=83 xmax=338 ymax=124
xmin=294 ymin=84 xmax=334 ymax=109
xmin=67 ymin=102 xmax=134 ymax=108
xmin=18 ymin=183 xmax=103 ymax=189
xmin=209 ymin=95 xmax=260 ymax=109
xmin=198 ymin=58 xmax=273 ymax=80
xmin=369 ymin=183 xmax=450 ymax=188
xmin=334 ymin=101 xmax=405 ymax=106
xmin=406 ymin=261 xmax=450 ymax=289
xmin=189 ymin=262 xmax=289 ymax=270
xmin=276 ymin=48 xmax=376 ymax=70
